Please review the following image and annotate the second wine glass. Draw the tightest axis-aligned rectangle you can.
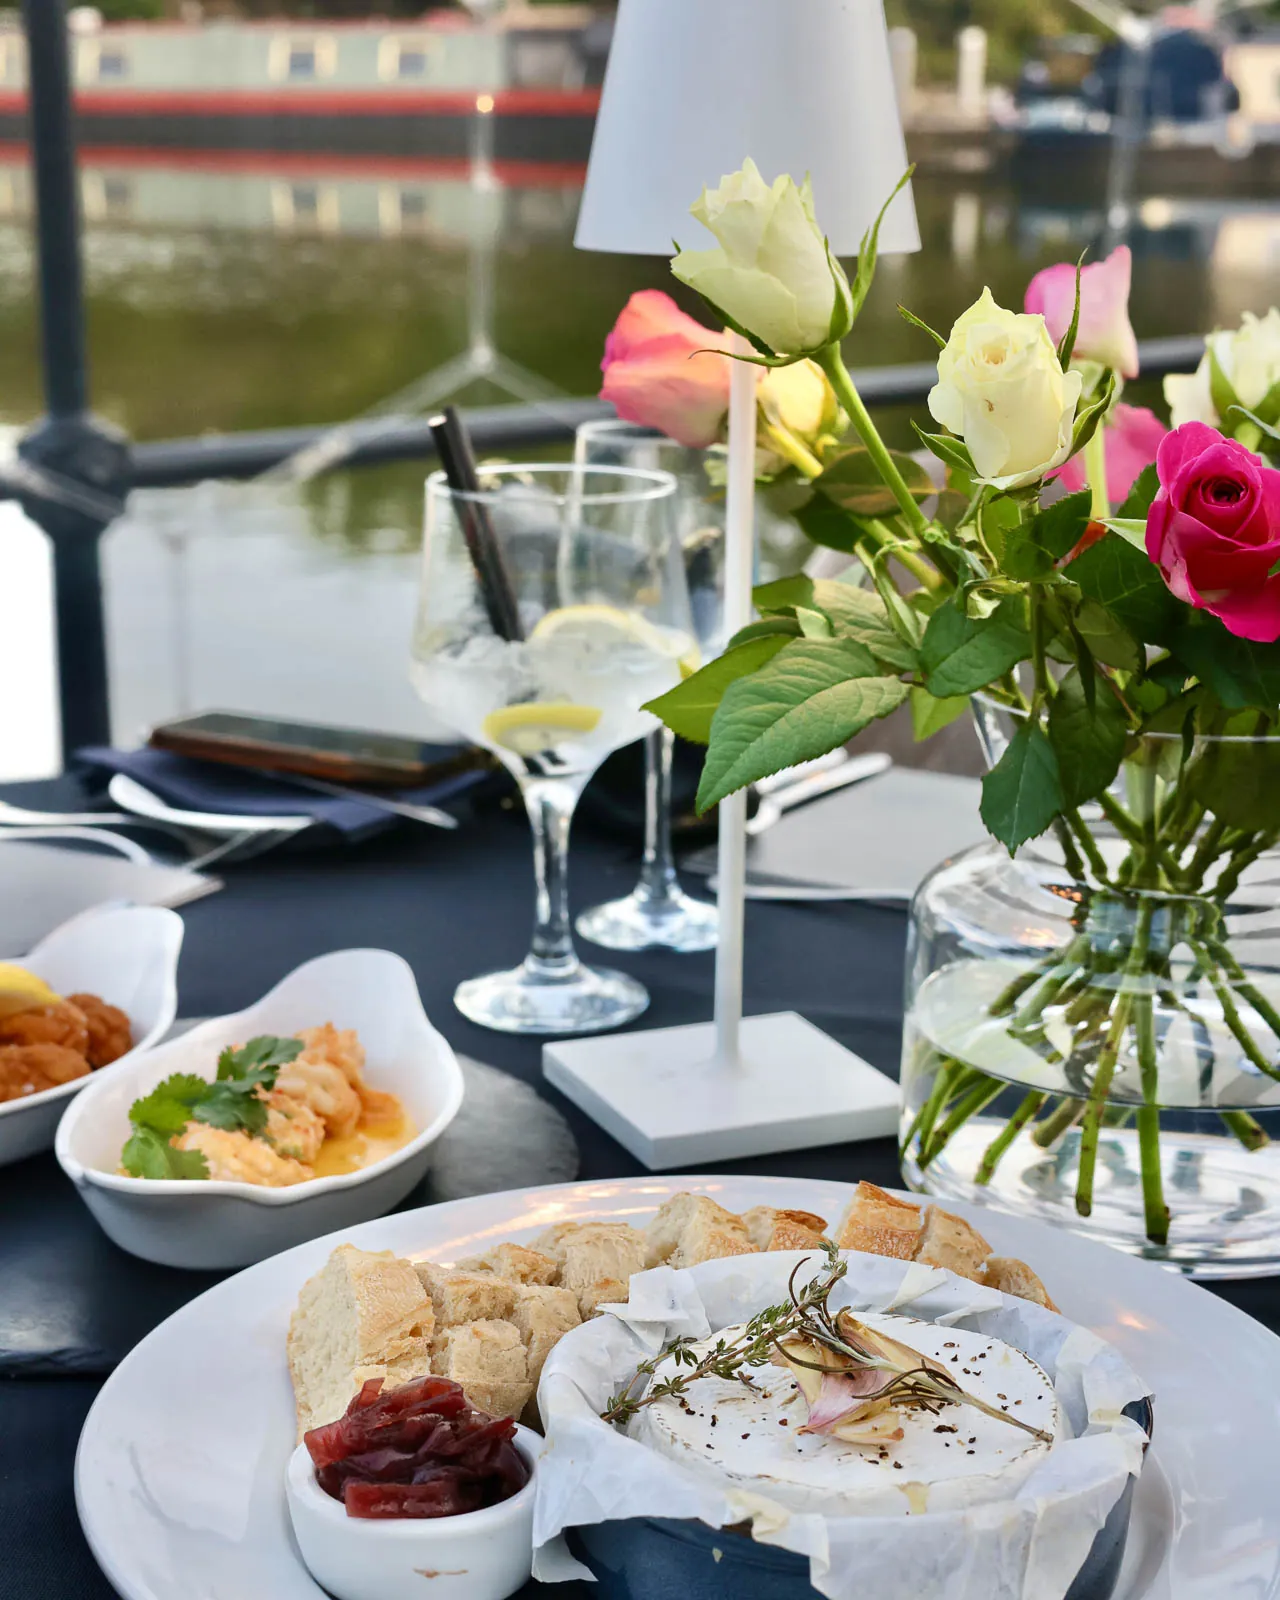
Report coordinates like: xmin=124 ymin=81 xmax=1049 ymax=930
xmin=573 ymin=419 xmax=724 ymax=953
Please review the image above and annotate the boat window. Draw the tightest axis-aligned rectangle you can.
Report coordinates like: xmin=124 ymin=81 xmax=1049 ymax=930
xmin=378 ymin=37 xmax=438 ymax=82
xmin=80 ymin=41 xmax=130 ymax=84
xmin=81 ymin=171 xmax=134 ymax=222
xmin=379 ymin=185 xmax=434 ymax=236
xmin=271 ymin=180 xmax=340 ymax=234
xmin=0 ymin=34 xmax=25 ymax=86
xmin=268 ymin=35 xmax=337 ymax=83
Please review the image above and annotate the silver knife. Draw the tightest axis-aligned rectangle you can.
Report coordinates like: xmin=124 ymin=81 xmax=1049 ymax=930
xmin=745 ymin=751 xmax=891 ymax=836
xmin=259 ymin=772 xmax=459 ymax=830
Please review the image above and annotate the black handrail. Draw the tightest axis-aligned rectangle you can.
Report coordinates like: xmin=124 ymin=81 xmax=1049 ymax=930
xmin=6 ymin=2 xmax=1208 ymax=765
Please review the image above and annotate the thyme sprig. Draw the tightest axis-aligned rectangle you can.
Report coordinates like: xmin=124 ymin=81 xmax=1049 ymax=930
xmin=601 ymin=1243 xmax=1052 ymax=1445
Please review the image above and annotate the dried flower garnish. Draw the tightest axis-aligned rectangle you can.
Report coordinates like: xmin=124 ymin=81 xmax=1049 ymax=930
xmin=601 ymin=1243 xmax=1052 ymax=1445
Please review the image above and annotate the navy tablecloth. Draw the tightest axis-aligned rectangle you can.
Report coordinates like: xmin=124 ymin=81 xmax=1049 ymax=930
xmin=1 ymin=776 xmax=1276 ymax=1599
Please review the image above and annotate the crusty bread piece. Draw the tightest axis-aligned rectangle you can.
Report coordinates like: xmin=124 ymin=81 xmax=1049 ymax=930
xmin=457 ymin=1242 xmax=558 ymax=1285
xmin=982 ymin=1256 xmax=1058 ymax=1312
xmin=740 ymin=1205 xmax=829 ymax=1253
xmin=510 ymin=1283 xmax=581 ymax=1385
xmin=537 ymin=1223 xmax=647 ymax=1317
xmin=287 ymin=1245 xmax=435 ymax=1439
xmin=414 ymin=1263 xmax=517 ymax=1328
xmin=533 ymin=1219 xmax=645 ymax=1263
xmin=642 ymin=1193 xmax=757 ymax=1270
xmin=430 ymin=1319 xmax=531 ymax=1420
xmin=914 ymin=1206 xmax=991 ymax=1282
xmin=833 ymin=1181 xmax=924 ymax=1260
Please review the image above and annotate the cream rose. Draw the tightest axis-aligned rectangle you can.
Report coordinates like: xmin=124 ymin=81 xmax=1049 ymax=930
xmin=672 ymin=160 xmax=851 ymax=358
xmin=1165 ymin=308 xmax=1280 ymax=430
xmin=928 ymin=287 xmax=1084 ymax=488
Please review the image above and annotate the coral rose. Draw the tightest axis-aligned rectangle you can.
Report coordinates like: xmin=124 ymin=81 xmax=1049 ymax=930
xmin=599 ymin=290 xmax=731 ymax=448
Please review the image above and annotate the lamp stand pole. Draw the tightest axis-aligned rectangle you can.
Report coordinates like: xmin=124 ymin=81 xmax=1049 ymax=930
xmin=710 ymin=337 xmax=758 ymax=1068
xmin=543 ymin=346 xmax=899 ymax=1167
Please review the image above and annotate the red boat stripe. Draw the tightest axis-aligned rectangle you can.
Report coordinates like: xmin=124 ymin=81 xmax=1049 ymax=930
xmin=0 ymin=88 xmax=599 ymax=118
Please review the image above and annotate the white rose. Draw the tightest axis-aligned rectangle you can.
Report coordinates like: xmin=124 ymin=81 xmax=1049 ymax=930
xmin=758 ymin=359 xmax=840 ymax=442
xmin=672 ymin=160 xmax=851 ymax=357
xmin=928 ymin=287 xmax=1083 ymax=488
xmin=1164 ymin=308 xmax=1280 ymax=429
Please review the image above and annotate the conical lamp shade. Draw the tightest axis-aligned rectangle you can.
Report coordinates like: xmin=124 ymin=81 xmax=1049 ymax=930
xmin=575 ymin=0 xmax=919 ymax=257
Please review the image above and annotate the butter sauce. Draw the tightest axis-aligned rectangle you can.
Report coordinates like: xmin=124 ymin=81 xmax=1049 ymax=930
xmin=311 ymin=1113 xmax=416 ymax=1178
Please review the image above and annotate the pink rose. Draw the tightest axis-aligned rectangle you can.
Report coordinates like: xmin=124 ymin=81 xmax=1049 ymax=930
xmin=1146 ymin=421 xmax=1280 ymax=642
xmin=1055 ymin=403 xmax=1167 ymax=503
xmin=599 ymin=290 xmax=731 ymax=448
xmin=1024 ymin=245 xmax=1140 ymax=379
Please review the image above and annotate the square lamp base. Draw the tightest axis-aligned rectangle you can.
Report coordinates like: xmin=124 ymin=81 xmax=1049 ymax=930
xmin=543 ymin=1011 xmax=899 ymax=1170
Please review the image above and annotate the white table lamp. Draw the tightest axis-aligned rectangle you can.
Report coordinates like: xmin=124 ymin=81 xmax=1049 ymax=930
xmin=545 ymin=0 xmax=919 ymax=1168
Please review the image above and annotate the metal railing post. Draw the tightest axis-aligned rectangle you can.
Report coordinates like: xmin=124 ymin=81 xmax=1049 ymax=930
xmin=16 ymin=0 xmax=129 ymax=765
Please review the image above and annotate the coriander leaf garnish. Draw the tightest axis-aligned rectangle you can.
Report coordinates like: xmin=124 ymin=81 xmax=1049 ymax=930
xmin=122 ymin=1034 xmax=305 ymax=1179
xmin=128 ymin=1073 xmax=210 ymax=1136
xmin=121 ymin=1125 xmax=210 ymax=1181
xmin=216 ymin=1035 xmax=304 ymax=1083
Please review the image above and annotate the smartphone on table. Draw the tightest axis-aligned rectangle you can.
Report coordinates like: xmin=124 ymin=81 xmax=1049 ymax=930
xmin=148 ymin=712 xmax=485 ymax=789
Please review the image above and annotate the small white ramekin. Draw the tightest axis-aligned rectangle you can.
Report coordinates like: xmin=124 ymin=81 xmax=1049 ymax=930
xmin=285 ymin=1426 xmax=538 ymax=1600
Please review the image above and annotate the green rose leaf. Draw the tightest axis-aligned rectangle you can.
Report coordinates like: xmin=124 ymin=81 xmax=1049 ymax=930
xmin=920 ymin=595 xmax=1031 ymax=697
xmin=644 ymin=633 xmax=790 ymax=745
xmin=1073 ymin=598 xmax=1143 ymax=673
xmin=794 ymin=492 xmax=863 ymax=554
xmin=726 ymin=617 xmax=802 ymax=649
xmin=909 ymin=685 xmax=969 ymax=740
xmin=754 ymin=575 xmax=919 ymax=671
xmin=1117 ymin=463 xmax=1160 ymax=520
xmin=1047 ymin=668 xmax=1128 ymax=807
xmin=815 ymin=445 xmax=935 ymax=517
xmin=1172 ymin=614 xmax=1280 ymax=709
xmin=912 ymin=423 xmax=975 ymax=477
xmin=848 ymin=167 xmax=914 ymax=329
xmin=1186 ymin=734 xmax=1280 ymax=832
xmin=1099 ymin=518 xmax=1149 ymax=551
xmin=1065 ymin=531 xmax=1180 ymax=645
xmin=695 ymin=640 xmax=907 ymax=811
xmin=980 ymin=721 xmax=1066 ymax=850
xmin=795 ymin=606 xmax=834 ymax=639
xmin=1207 ymin=344 xmax=1241 ymax=426
xmin=1020 ymin=489 xmax=1095 ymax=569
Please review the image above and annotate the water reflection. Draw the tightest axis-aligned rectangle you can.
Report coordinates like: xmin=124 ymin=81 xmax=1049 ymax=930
xmin=0 ymin=151 xmax=1277 ymax=778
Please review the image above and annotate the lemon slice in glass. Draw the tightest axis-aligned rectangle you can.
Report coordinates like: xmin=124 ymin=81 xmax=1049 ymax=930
xmin=529 ymin=604 xmax=698 ymax=674
xmin=482 ymin=701 xmax=602 ymax=755
xmin=0 ymin=964 xmax=60 ymax=1020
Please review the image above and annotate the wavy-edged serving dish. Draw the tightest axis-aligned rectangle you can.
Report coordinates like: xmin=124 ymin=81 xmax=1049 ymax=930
xmin=0 ymin=905 xmax=183 ymax=1168
xmin=56 ymin=949 xmax=464 ymax=1269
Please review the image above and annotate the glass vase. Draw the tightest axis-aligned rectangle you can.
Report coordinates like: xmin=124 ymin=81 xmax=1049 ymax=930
xmin=900 ymin=714 xmax=1280 ymax=1277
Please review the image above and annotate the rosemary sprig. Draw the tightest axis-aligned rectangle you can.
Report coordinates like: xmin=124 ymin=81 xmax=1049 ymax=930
xmin=601 ymin=1244 xmax=1052 ymax=1444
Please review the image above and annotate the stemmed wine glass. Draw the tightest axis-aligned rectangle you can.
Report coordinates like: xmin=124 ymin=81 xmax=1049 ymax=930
xmin=410 ymin=463 xmax=695 ymax=1034
xmin=572 ymin=420 xmax=725 ymax=952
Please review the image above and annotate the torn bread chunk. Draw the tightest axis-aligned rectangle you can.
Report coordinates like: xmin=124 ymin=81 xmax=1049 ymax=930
xmin=457 ymin=1241 xmax=558 ymax=1286
xmin=833 ymin=1181 xmax=924 ymax=1261
xmin=982 ymin=1256 xmax=1059 ymax=1312
xmin=510 ymin=1283 xmax=581 ymax=1385
xmin=914 ymin=1205 xmax=992 ymax=1282
xmin=430 ymin=1319 xmax=531 ymax=1420
xmin=287 ymin=1244 xmax=435 ymax=1439
xmin=413 ymin=1263 xmax=518 ymax=1328
xmin=535 ymin=1223 xmax=647 ymax=1317
xmin=740 ymin=1205 xmax=829 ymax=1253
xmin=643 ymin=1193 xmax=746 ymax=1267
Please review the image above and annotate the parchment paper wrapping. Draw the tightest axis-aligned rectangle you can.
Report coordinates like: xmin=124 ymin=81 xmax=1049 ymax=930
xmin=533 ymin=1251 xmax=1151 ymax=1600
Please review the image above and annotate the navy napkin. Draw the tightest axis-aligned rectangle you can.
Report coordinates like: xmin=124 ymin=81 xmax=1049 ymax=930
xmin=75 ymin=746 xmax=492 ymax=841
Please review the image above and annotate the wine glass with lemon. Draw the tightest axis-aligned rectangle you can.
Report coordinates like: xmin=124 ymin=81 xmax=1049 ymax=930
xmin=410 ymin=463 xmax=695 ymax=1034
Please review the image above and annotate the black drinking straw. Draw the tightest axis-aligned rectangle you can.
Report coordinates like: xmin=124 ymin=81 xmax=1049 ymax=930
xmin=429 ymin=406 xmax=524 ymax=642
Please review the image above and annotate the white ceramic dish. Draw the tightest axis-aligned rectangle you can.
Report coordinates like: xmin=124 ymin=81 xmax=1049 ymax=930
xmin=76 ymin=1176 xmax=1280 ymax=1600
xmin=0 ymin=905 xmax=183 ymax=1168
xmin=286 ymin=1427 xmax=538 ymax=1600
xmin=108 ymin=773 xmax=313 ymax=836
xmin=55 ymin=949 xmax=464 ymax=1269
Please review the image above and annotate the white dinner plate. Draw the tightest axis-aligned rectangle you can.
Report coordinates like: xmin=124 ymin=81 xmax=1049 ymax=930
xmin=76 ymin=1176 xmax=1280 ymax=1600
xmin=108 ymin=774 xmax=313 ymax=836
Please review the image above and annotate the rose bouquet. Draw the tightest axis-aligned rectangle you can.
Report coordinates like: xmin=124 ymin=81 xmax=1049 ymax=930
xmin=624 ymin=159 xmax=1280 ymax=1258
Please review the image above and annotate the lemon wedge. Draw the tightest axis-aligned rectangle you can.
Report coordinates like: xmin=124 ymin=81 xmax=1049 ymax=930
xmin=482 ymin=701 xmax=603 ymax=755
xmin=0 ymin=964 xmax=60 ymax=1020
